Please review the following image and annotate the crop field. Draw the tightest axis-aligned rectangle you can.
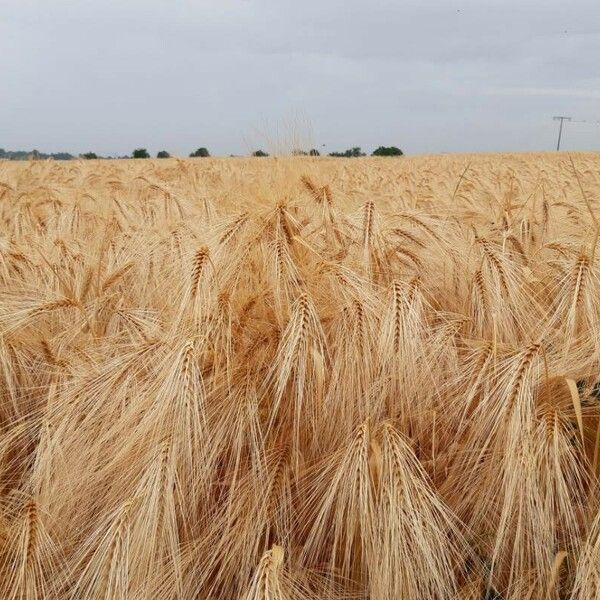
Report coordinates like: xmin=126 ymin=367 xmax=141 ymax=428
xmin=1 ymin=152 xmax=600 ymax=598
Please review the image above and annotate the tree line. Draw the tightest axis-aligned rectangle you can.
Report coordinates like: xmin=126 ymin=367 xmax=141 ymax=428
xmin=85 ymin=148 xmax=212 ymax=159
xmin=254 ymin=146 xmax=403 ymax=157
xmin=1 ymin=145 xmax=403 ymax=161
xmin=0 ymin=148 xmax=75 ymax=161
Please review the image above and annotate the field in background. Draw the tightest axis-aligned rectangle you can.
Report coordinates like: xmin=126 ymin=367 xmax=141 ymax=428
xmin=0 ymin=153 xmax=600 ymax=598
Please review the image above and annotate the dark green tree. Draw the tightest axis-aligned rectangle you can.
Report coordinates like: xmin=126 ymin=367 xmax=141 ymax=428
xmin=349 ymin=147 xmax=366 ymax=157
xmin=252 ymin=150 xmax=269 ymax=157
xmin=372 ymin=146 xmax=403 ymax=156
xmin=309 ymin=149 xmax=320 ymax=156
xmin=328 ymin=147 xmax=366 ymax=158
xmin=157 ymin=150 xmax=171 ymax=158
xmin=132 ymin=148 xmax=150 ymax=159
xmin=81 ymin=152 xmax=98 ymax=160
xmin=189 ymin=147 xmax=210 ymax=157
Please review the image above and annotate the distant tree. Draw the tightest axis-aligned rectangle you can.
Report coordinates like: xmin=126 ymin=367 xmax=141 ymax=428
xmin=252 ymin=150 xmax=269 ymax=157
xmin=157 ymin=150 xmax=171 ymax=159
xmin=372 ymin=146 xmax=403 ymax=156
xmin=291 ymin=149 xmax=308 ymax=156
xmin=132 ymin=148 xmax=150 ymax=159
xmin=189 ymin=147 xmax=210 ymax=157
xmin=82 ymin=152 xmax=98 ymax=160
xmin=309 ymin=148 xmax=320 ymax=156
xmin=328 ymin=147 xmax=366 ymax=158
xmin=9 ymin=150 xmax=30 ymax=160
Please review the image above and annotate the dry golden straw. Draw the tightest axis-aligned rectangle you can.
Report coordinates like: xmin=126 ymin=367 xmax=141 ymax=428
xmin=0 ymin=151 xmax=598 ymax=598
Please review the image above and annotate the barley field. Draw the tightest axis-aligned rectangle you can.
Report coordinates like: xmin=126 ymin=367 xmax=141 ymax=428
xmin=0 ymin=152 xmax=600 ymax=599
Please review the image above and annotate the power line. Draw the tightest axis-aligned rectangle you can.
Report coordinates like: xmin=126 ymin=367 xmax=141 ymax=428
xmin=571 ymin=119 xmax=600 ymax=125
xmin=553 ymin=116 xmax=571 ymax=151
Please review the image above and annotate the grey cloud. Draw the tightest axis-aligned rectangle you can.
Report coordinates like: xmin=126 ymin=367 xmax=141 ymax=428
xmin=1 ymin=0 xmax=600 ymax=156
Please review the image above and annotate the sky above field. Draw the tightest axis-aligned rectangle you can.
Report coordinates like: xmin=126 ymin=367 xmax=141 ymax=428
xmin=1 ymin=0 xmax=600 ymax=156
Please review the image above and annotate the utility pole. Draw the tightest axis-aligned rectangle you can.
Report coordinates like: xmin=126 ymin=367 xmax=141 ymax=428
xmin=553 ymin=116 xmax=571 ymax=151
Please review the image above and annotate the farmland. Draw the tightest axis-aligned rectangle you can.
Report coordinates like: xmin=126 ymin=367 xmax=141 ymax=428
xmin=0 ymin=152 xmax=599 ymax=598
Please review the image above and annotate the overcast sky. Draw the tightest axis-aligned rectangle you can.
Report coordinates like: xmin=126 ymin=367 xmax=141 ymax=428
xmin=1 ymin=0 xmax=600 ymax=156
